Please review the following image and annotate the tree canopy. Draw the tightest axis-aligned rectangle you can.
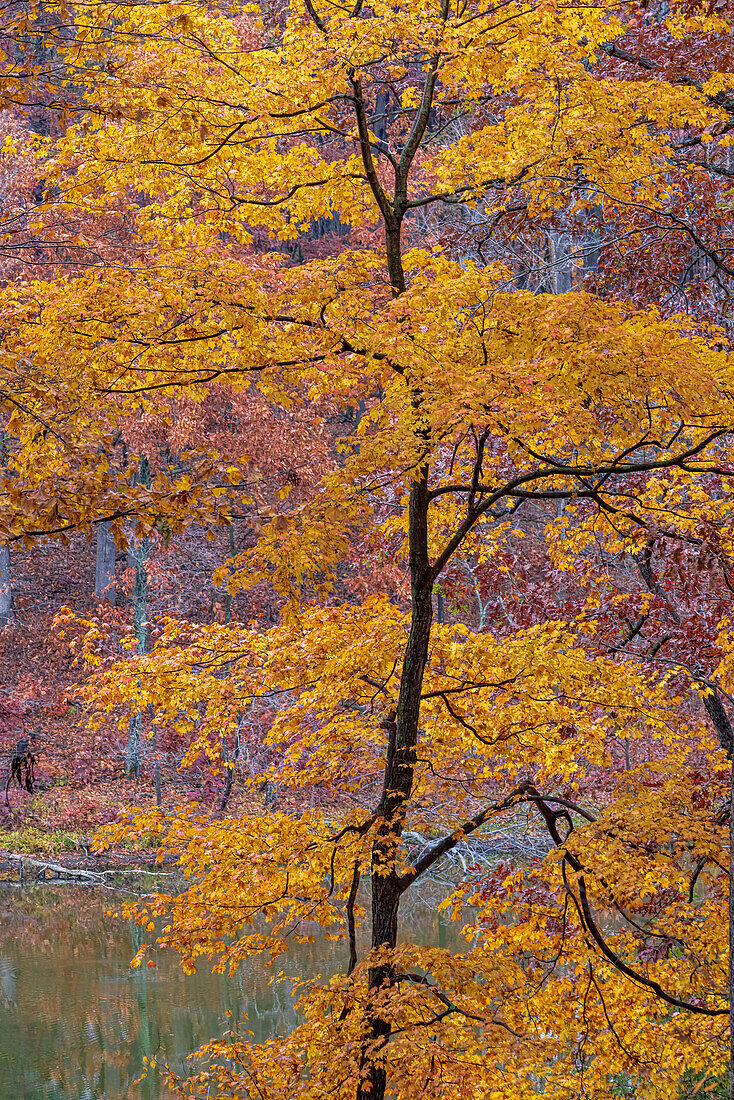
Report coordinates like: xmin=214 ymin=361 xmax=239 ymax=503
xmin=2 ymin=0 xmax=734 ymax=1097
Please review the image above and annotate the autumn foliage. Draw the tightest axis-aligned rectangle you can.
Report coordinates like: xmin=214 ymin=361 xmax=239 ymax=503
xmin=1 ymin=0 xmax=734 ymax=1098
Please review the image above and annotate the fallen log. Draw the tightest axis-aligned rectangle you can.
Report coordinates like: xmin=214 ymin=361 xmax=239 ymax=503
xmin=10 ymin=856 xmax=105 ymax=884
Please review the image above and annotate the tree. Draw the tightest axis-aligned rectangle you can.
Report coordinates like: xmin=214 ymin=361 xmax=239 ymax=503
xmin=0 ymin=544 xmax=13 ymax=627
xmin=93 ymin=520 xmax=116 ymax=603
xmin=125 ymin=458 xmax=151 ymax=777
xmin=6 ymin=0 xmax=734 ymax=1097
xmin=0 ymin=434 xmax=13 ymax=629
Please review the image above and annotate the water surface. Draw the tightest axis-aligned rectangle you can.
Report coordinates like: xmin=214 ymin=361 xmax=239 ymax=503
xmin=0 ymin=876 xmax=461 ymax=1099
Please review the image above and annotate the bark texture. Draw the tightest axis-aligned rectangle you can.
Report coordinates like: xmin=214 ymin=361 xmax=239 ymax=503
xmin=0 ymin=545 xmax=14 ymax=627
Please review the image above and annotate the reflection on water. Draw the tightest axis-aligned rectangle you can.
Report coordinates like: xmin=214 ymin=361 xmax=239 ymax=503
xmin=0 ymin=877 xmax=464 ymax=1099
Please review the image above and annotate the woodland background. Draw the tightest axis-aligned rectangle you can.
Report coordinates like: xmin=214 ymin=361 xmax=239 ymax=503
xmin=0 ymin=0 xmax=730 ymax=843
xmin=0 ymin=1 xmax=734 ymax=1099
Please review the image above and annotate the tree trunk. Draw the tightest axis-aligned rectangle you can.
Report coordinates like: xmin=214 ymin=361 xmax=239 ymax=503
xmin=125 ymin=533 xmax=149 ymax=777
xmin=126 ymin=538 xmax=137 ymax=575
xmin=698 ymin=685 xmax=734 ymax=1097
xmin=94 ymin=520 xmax=116 ymax=604
xmin=224 ymin=523 xmax=236 ymax=625
xmin=0 ymin=545 xmax=14 ymax=627
xmin=357 ymin=467 xmax=433 ymax=1100
xmin=220 ymin=718 xmax=242 ymax=812
xmin=126 ymin=710 xmax=143 ymax=778
xmin=351 ymin=71 xmax=437 ymax=1094
xmin=126 ymin=458 xmax=151 ymax=777
xmin=152 ymin=721 xmax=162 ymax=809
xmin=0 ymin=432 xmax=13 ymax=628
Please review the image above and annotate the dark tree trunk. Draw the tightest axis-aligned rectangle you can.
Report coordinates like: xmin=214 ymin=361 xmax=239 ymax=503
xmin=357 ymin=468 xmax=433 ymax=1100
xmin=697 ymin=684 xmax=734 ymax=1097
xmin=349 ymin=51 xmax=439 ymax=1096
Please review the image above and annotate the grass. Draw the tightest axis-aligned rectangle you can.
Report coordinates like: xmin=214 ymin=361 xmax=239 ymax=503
xmin=0 ymin=826 xmax=82 ymax=855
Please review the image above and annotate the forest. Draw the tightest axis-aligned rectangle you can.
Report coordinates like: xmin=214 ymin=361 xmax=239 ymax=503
xmin=0 ymin=0 xmax=734 ymax=1097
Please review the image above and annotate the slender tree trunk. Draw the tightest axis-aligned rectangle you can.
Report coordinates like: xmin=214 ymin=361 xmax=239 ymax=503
xmin=0 ymin=545 xmax=14 ymax=627
xmin=357 ymin=466 xmax=433 ymax=1100
xmin=224 ymin=523 xmax=235 ymax=626
xmin=349 ymin=64 xmax=438 ymax=1093
xmin=125 ymin=533 xmax=149 ymax=776
xmin=126 ymin=458 xmax=151 ymax=778
xmin=697 ymin=686 xmax=734 ymax=1097
xmin=218 ymin=528 xmax=241 ymax=811
xmin=152 ymin=721 xmax=162 ymax=809
xmin=0 ymin=433 xmax=13 ymax=628
xmin=126 ymin=538 xmax=137 ymax=575
xmin=127 ymin=710 xmax=143 ymax=778
xmin=220 ymin=717 xmax=242 ymax=812
xmin=94 ymin=520 xmax=116 ymax=604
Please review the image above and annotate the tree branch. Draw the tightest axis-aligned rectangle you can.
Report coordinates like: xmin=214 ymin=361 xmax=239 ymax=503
xmin=397 ymin=782 xmax=532 ymax=893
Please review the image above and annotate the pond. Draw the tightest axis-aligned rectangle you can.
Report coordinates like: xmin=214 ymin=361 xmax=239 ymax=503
xmin=0 ymin=875 xmax=468 ymax=1100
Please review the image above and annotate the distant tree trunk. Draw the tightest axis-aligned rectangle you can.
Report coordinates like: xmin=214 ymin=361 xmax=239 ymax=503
xmin=261 ymin=779 xmax=277 ymax=811
xmin=217 ymin=535 xmax=243 ymax=811
xmin=224 ymin=522 xmax=236 ymax=625
xmin=94 ymin=520 xmax=116 ymax=604
xmin=220 ymin=717 xmax=242 ymax=812
xmin=152 ymin=717 xmax=162 ymax=809
xmin=0 ymin=433 xmax=13 ymax=628
xmin=126 ymin=458 xmax=151 ymax=778
xmin=125 ymin=533 xmax=149 ymax=776
xmin=126 ymin=538 xmax=137 ymax=574
xmin=126 ymin=712 xmax=142 ymax=777
xmin=154 ymin=748 xmax=162 ymax=807
xmin=0 ymin=545 xmax=14 ymax=627
xmin=125 ymin=532 xmax=149 ymax=777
